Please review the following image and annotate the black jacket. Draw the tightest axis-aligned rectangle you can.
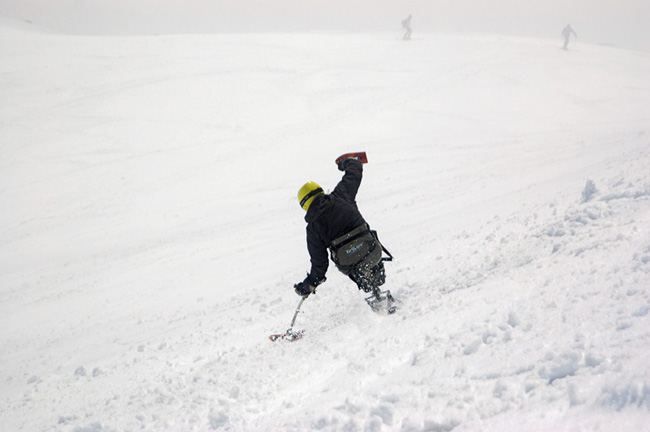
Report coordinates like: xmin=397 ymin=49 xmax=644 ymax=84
xmin=305 ymin=159 xmax=366 ymax=284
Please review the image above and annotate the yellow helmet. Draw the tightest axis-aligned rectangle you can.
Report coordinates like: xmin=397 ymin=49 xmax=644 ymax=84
xmin=298 ymin=181 xmax=324 ymax=211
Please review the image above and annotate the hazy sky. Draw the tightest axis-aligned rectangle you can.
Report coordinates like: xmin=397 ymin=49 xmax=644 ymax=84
xmin=1 ymin=0 xmax=649 ymax=51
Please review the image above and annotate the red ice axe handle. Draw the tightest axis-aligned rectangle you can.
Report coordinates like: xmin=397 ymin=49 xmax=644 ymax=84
xmin=335 ymin=152 xmax=368 ymax=164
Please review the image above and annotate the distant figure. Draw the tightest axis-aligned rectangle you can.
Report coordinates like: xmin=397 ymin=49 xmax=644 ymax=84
xmin=402 ymin=15 xmax=412 ymax=40
xmin=562 ymin=24 xmax=577 ymax=50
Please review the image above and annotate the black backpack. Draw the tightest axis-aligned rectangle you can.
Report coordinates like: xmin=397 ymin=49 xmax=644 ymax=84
xmin=329 ymin=224 xmax=393 ymax=275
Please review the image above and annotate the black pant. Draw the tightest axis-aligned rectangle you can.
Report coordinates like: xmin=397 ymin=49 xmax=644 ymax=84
xmin=348 ymin=261 xmax=386 ymax=293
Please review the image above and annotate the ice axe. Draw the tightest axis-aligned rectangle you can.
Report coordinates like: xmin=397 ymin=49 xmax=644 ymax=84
xmin=269 ymin=296 xmax=307 ymax=342
xmin=335 ymin=151 xmax=368 ymax=165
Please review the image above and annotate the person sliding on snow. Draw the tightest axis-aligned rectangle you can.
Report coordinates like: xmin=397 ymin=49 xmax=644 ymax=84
xmin=562 ymin=24 xmax=577 ymax=50
xmin=294 ymin=154 xmax=395 ymax=312
xmin=402 ymin=14 xmax=412 ymax=40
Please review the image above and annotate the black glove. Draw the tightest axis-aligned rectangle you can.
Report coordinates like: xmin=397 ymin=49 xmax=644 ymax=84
xmin=294 ymin=275 xmax=326 ymax=298
xmin=294 ymin=280 xmax=315 ymax=298
xmin=337 ymin=158 xmax=354 ymax=171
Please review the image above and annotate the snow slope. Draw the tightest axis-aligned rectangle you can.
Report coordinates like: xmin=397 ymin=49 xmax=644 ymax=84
xmin=1 ymin=20 xmax=649 ymax=431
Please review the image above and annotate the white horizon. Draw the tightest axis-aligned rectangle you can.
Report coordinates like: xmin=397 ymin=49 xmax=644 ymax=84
xmin=1 ymin=0 xmax=649 ymax=52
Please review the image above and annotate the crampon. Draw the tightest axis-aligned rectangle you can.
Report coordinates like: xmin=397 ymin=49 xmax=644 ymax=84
xmin=365 ymin=288 xmax=397 ymax=314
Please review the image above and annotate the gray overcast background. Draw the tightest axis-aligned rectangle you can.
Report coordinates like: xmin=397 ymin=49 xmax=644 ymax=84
xmin=1 ymin=0 xmax=649 ymax=51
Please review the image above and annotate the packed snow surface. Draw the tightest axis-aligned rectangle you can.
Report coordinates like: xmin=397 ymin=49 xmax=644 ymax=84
xmin=1 ymin=19 xmax=649 ymax=431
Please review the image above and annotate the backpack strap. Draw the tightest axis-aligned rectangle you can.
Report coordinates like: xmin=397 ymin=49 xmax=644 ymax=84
xmin=370 ymin=229 xmax=393 ymax=262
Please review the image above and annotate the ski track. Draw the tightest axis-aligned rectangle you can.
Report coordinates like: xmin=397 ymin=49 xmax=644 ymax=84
xmin=1 ymin=22 xmax=650 ymax=432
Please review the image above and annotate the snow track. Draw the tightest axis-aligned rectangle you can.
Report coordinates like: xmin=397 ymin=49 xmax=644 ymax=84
xmin=1 ymin=23 xmax=649 ymax=431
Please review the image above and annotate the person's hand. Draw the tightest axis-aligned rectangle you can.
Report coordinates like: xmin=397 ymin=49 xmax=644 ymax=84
xmin=335 ymin=152 xmax=367 ymax=169
xmin=337 ymin=157 xmax=359 ymax=171
xmin=294 ymin=280 xmax=316 ymax=298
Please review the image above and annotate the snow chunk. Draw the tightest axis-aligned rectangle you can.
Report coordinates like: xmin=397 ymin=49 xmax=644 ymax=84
xmin=632 ymin=304 xmax=650 ymax=317
xmin=493 ymin=379 xmax=510 ymax=399
xmin=370 ymin=404 xmax=394 ymax=425
xmin=539 ymin=351 xmax=581 ymax=384
xmin=462 ymin=339 xmax=482 ymax=355
xmin=600 ymin=187 xmax=650 ymax=202
xmin=26 ymin=375 xmax=40 ymax=384
xmin=73 ymin=423 xmax=103 ymax=432
xmin=208 ymin=411 xmax=229 ymax=429
xmin=581 ymin=179 xmax=598 ymax=203
xmin=423 ymin=418 xmax=462 ymax=432
xmin=507 ymin=311 xmax=521 ymax=328
xmin=584 ymin=351 xmax=604 ymax=368
xmin=568 ymin=383 xmax=586 ymax=406
xmin=600 ymin=381 xmax=650 ymax=410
